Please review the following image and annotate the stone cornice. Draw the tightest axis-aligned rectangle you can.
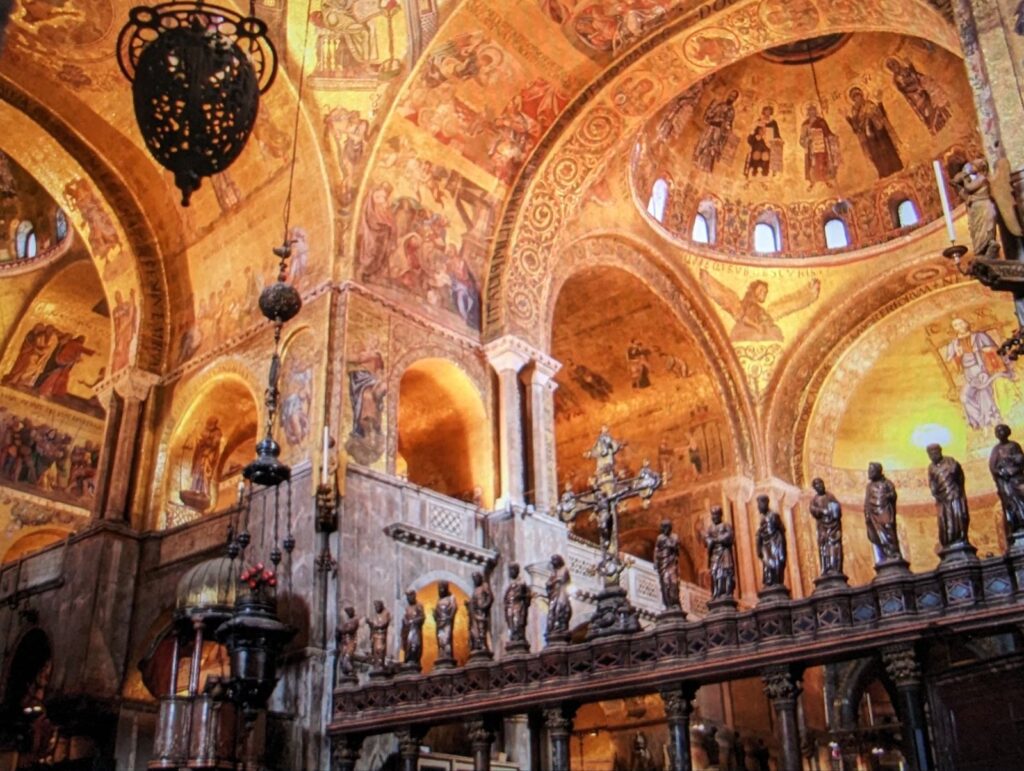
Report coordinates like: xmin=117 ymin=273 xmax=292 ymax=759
xmin=383 ymin=523 xmax=499 ymax=568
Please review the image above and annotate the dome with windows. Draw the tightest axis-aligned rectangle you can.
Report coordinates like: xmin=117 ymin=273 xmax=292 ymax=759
xmin=0 ymin=151 xmax=76 ymax=275
xmin=633 ymin=32 xmax=983 ymax=261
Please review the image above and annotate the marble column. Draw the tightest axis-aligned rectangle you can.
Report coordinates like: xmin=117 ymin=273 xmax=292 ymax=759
xmin=466 ymin=718 xmax=494 ymax=771
xmin=485 ymin=336 xmax=533 ymax=509
xmin=881 ymin=645 xmax=934 ymax=771
xmin=762 ymin=665 xmax=803 ymax=771
xmin=543 ymin=706 xmax=574 ymax=771
xmin=528 ymin=356 xmax=561 ymax=513
xmin=396 ymin=728 xmax=423 ymax=771
xmin=661 ymin=683 xmax=698 ymax=771
xmin=331 ymin=735 xmax=361 ymax=771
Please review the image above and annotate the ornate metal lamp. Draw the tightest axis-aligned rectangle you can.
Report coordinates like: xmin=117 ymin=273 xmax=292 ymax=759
xmin=116 ymin=1 xmax=278 ymax=205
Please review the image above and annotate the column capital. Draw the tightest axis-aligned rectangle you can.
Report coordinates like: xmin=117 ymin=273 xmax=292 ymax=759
xmin=660 ymin=683 xmax=698 ymax=720
xmin=531 ymin=355 xmax=562 ymax=387
xmin=762 ymin=664 xmax=803 ymax=703
xmin=396 ymin=727 xmax=424 ymax=757
xmin=466 ymin=716 xmax=494 ymax=748
xmin=97 ymin=367 xmax=161 ymax=403
xmin=542 ymin=705 xmax=574 ymax=737
xmin=881 ymin=644 xmax=922 ymax=687
xmin=485 ymin=335 xmax=545 ymax=374
xmin=722 ymin=475 xmax=756 ymax=504
xmin=755 ymin=477 xmax=804 ymax=510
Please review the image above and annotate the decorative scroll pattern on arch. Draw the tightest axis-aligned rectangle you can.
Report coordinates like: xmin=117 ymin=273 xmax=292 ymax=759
xmin=546 ymin=234 xmax=757 ymax=476
xmin=764 ymin=258 xmax=966 ymax=486
xmin=485 ymin=0 xmax=959 ymax=345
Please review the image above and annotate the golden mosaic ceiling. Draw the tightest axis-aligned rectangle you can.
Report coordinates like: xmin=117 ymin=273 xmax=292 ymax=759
xmin=633 ymin=32 xmax=982 ymax=258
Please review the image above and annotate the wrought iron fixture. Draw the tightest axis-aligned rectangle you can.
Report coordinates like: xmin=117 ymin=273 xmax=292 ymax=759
xmin=116 ymin=1 xmax=278 ymax=206
xmin=556 ymin=427 xmax=661 ymax=638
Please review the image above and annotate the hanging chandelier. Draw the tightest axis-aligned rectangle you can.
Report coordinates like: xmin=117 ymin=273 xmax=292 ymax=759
xmin=116 ymin=1 xmax=278 ymax=206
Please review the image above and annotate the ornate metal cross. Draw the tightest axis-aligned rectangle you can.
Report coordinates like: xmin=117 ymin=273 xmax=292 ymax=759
xmin=556 ymin=426 xmax=661 ymax=637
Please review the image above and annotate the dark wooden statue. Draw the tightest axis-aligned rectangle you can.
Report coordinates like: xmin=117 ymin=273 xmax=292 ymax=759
xmin=434 ymin=580 xmax=457 ymax=667
xmin=468 ymin=571 xmax=493 ymax=658
xmin=809 ymin=478 xmax=844 ymax=577
xmin=864 ymin=462 xmax=904 ymax=564
xmin=400 ymin=590 xmax=424 ymax=672
xmin=366 ymin=599 xmax=390 ymax=672
xmin=705 ymin=505 xmax=736 ymax=602
xmin=336 ymin=606 xmax=360 ymax=683
xmin=755 ymin=495 xmax=787 ymax=590
xmin=503 ymin=562 xmax=531 ymax=652
xmin=989 ymin=424 xmax=1024 ymax=548
xmin=546 ymin=554 xmax=572 ymax=642
xmin=927 ymin=444 xmax=973 ymax=556
xmin=654 ymin=519 xmax=681 ymax=611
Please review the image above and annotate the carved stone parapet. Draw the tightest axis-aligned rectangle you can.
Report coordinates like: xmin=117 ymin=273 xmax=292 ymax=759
xmin=383 ymin=523 xmax=499 ymax=568
xmin=328 ymin=555 xmax=1021 ymax=738
xmin=881 ymin=644 xmax=921 ymax=687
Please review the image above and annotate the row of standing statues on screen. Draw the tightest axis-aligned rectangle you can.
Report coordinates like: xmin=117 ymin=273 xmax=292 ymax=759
xmin=656 ymin=426 xmax=1024 ymax=610
xmin=337 ymin=426 xmax=1024 ymax=679
xmin=335 ymin=558 xmax=567 ymax=678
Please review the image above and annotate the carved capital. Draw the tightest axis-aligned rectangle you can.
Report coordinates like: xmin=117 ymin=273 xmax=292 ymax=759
xmin=484 ymin=335 xmax=537 ymax=374
xmin=331 ymin=735 xmax=361 ymax=770
xmin=762 ymin=665 xmax=802 ymax=702
xmin=660 ymin=683 xmax=697 ymax=722
xmin=466 ymin=717 xmax=494 ymax=748
xmin=543 ymin=706 xmax=573 ymax=738
xmin=395 ymin=728 xmax=423 ymax=758
xmin=881 ymin=644 xmax=922 ymax=687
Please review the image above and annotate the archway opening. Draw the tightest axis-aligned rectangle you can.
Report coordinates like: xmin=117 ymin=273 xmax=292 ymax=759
xmin=551 ymin=265 xmax=733 ymax=568
xmin=162 ymin=378 xmax=259 ymax=527
xmin=397 ymin=358 xmax=492 ymax=506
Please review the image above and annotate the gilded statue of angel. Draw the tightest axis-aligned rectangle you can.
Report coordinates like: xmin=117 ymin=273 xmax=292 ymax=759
xmin=699 ymin=270 xmax=821 ymax=342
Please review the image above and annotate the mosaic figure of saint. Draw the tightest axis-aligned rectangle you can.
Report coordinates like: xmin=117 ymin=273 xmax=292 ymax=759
xmin=846 ymin=87 xmax=903 ymax=179
xmin=886 ymin=57 xmax=951 ymax=135
xmin=745 ymin=105 xmax=782 ymax=177
xmin=693 ymin=90 xmax=738 ymax=174
xmin=799 ymin=104 xmax=840 ymax=189
xmin=943 ymin=317 xmax=1011 ymax=430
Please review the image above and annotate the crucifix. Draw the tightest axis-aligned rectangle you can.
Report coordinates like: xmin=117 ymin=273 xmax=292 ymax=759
xmin=556 ymin=426 xmax=661 ymax=638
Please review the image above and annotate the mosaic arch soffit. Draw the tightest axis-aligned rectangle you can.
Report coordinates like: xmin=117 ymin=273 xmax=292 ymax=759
xmin=546 ymin=231 xmax=758 ymax=476
xmin=401 ymin=0 xmax=959 ymax=345
xmin=764 ymin=255 xmax=969 ymax=486
xmin=0 ymin=23 xmax=327 ymax=373
xmin=0 ymin=84 xmax=168 ymax=374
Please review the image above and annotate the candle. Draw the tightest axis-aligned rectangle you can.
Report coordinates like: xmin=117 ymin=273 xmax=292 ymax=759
xmin=933 ymin=159 xmax=957 ymax=243
xmin=321 ymin=425 xmax=330 ymax=486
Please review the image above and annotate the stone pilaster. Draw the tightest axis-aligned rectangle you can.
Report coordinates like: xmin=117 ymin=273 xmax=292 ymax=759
xmin=528 ymin=356 xmax=561 ymax=513
xmin=92 ymin=368 xmax=159 ymax=522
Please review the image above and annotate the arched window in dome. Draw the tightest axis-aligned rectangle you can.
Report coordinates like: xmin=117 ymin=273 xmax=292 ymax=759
xmin=824 ymin=217 xmax=849 ymax=249
xmin=692 ymin=214 xmax=710 ymax=243
xmin=692 ymin=199 xmax=717 ymax=244
xmin=753 ymin=211 xmax=781 ymax=254
xmin=647 ymin=177 xmax=669 ymax=223
xmin=55 ymin=208 xmax=68 ymax=242
xmin=895 ymin=198 xmax=919 ymax=228
xmin=14 ymin=221 xmax=37 ymax=259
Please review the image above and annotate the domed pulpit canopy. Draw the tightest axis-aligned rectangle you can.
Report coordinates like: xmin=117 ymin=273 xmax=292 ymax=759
xmin=175 ymin=556 xmax=238 ymax=624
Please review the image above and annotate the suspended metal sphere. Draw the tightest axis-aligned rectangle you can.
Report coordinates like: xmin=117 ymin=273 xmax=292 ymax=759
xmin=116 ymin=3 xmax=278 ymax=206
xmin=258 ymin=280 xmax=302 ymax=323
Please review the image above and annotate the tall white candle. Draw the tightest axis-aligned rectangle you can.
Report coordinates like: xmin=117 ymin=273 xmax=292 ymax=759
xmin=321 ymin=425 xmax=330 ymax=486
xmin=933 ymin=159 xmax=957 ymax=243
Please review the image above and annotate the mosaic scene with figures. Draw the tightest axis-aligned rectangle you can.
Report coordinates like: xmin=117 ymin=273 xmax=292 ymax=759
xmin=3 ymin=0 xmax=1024 ymax=769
